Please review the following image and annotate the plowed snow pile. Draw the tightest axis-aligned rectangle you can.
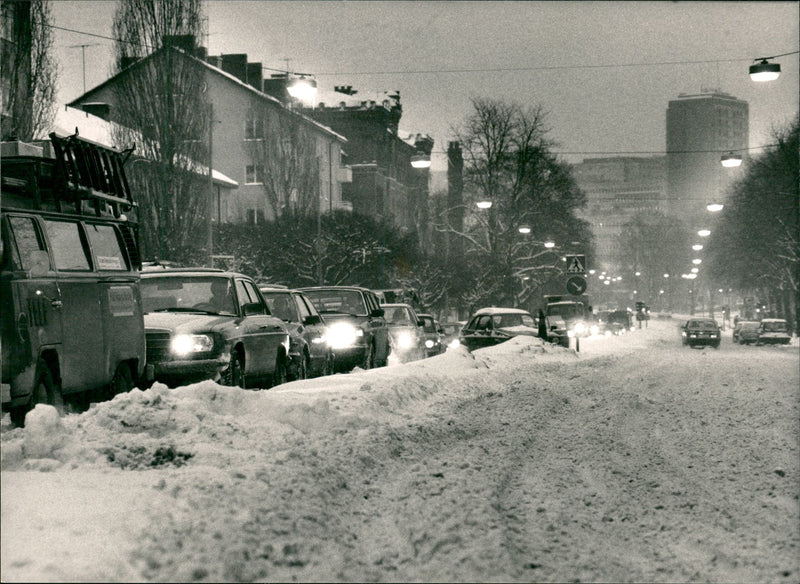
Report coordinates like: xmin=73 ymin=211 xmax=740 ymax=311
xmin=2 ymin=317 xmax=798 ymax=582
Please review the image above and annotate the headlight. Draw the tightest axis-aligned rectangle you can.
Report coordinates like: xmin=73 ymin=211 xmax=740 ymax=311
xmin=448 ymin=338 xmax=461 ymax=349
xmin=327 ymin=322 xmax=363 ymax=349
xmin=425 ymin=339 xmax=435 ymax=349
xmin=395 ymin=331 xmax=414 ymax=349
xmin=171 ymin=334 xmax=214 ymax=356
xmin=574 ymin=322 xmax=586 ymax=335
xmin=590 ymin=325 xmax=599 ymax=336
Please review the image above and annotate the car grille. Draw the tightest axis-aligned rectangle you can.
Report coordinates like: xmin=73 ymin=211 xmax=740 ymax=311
xmin=145 ymin=330 xmax=172 ymax=363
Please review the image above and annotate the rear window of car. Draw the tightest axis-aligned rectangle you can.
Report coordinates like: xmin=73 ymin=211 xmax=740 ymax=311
xmin=688 ymin=320 xmax=718 ymax=330
xmin=304 ymin=289 xmax=367 ymax=315
xmin=762 ymin=321 xmax=788 ymax=332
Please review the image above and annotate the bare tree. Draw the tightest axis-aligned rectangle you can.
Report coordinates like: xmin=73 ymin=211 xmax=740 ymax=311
xmin=443 ymin=97 xmax=592 ymax=308
xmin=110 ymin=0 xmax=209 ymax=262
xmin=1 ymin=0 xmax=57 ymax=141
xmin=243 ymin=103 xmax=320 ymax=219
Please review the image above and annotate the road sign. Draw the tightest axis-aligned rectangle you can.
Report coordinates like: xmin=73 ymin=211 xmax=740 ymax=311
xmin=565 ymin=255 xmax=586 ymax=274
xmin=566 ymin=276 xmax=587 ymax=296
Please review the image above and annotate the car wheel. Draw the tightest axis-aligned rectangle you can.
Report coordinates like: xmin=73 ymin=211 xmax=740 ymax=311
xmin=361 ymin=342 xmax=374 ymax=370
xmin=271 ymin=353 xmax=288 ymax=387
xmin=11 ymin=360 xmax=64 ymax=427
xmin=293 ymin=351 xmax=309 ymax=381
xmin=109 ymin=363 xmax=134 ymax=398
xmin=321 ymin=352 xmax=335 ymax=377
xmin=222 ymin=352 xmax=246 ymax=388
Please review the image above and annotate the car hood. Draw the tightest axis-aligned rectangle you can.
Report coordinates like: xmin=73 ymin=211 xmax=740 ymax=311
xmin=318 ymin=313 xmax=371 ymax=324
xmin=144 ymin=311 xmax=239 ymax=333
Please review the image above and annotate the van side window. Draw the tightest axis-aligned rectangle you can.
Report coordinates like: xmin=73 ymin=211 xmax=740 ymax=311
xmin=85 ymin=223 xmax=128 ymax=271
xmin=43 ymin=219 xmax=91 ymax=271
xmin=8 ymin=216 xmax=47 ymax=271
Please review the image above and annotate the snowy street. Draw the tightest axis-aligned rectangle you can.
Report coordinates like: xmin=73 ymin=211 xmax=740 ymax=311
xmin=1 ymin=316 xmax=798 ymax=582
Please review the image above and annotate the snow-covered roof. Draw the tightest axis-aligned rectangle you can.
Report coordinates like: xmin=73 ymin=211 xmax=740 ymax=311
xmin=472 ymin=307 xmax=534 ymax=315
xmin=52 ymin=106 xmax=237 ymax=189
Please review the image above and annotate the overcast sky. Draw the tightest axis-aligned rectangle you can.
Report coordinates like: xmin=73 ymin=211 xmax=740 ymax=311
xmin=52 ymin=1 xmax=799 ymax=170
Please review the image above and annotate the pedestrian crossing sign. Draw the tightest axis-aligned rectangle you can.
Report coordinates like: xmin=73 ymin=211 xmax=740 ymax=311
xmin=566 ymin=255 xmax=586 ymax=274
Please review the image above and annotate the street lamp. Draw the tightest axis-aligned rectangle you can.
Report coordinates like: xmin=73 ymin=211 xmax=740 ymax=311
xmin=410 ymin=152 xmax=431 ymax=168
xmin=706 ymin=203 xmax=724 ymax=212
xmin=749 ymin=58 xmax=781 ymax=82
xmin=287 ymin=75 xmax=318 ymax=103
xmin=721 ymin=153 xmax=743 ymax=168
xmin=692 ymin=243 xmax=704 ymax=251
xmin=518 ymin=225 xmax=531 ymax=234
xmin=476 ymin=200 xmax=492 ymax=209
xmin=698 ymin=229 xmax=711 ymax=237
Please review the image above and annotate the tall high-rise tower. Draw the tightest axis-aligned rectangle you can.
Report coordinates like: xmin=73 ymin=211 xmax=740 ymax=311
xmin=666 ymin=91 xmax=749 ymax=230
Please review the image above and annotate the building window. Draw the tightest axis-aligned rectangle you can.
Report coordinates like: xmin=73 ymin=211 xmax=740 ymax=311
xmin=245 ymin=164 xmax=265 ymax=185
xmin=245 ymin=113 xmax=264 ymax=140
xmin=246 ymin=208 xmax=265 ymax=225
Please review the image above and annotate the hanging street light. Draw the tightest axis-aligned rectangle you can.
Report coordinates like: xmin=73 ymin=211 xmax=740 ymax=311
xmin=706 ymin=203 xmax=724 ymax=212
xmin=698 ymin=229 xmax=711 ymax=237
xmin=692 ymin=244 xmax=704 ymax=251
xmin=410 ymin=152 xmax=431 ymax=168
xmin=287 ymin=75 xmax=318 ymax=103
xmin=721 ymin=153 xmax=743 ymax=167
xmin=749 ymin=58 xmax=781 ymax=82
xmin=543 ymin=240 xmax=555 ymax=248
xmin=518 ymin=225 xmax=531 ymax=234
xmin=476 ymin=200 xmax=492 ymax=209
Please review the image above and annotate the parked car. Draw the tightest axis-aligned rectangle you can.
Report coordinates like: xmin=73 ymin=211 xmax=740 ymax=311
xmin=140 ymin=269 xmax=290 ymax=388
xmin=259 ymin=286 xmax=335 ymax=380
xmin=440 ymin=321 xmax=464 ymax=349
xmin=732 ymin=320 xmax=760 ymax=345
xmin=756 ymin=318 xmax=791 ymax=345
xmin=299 ymin=286 xmax=391 ymax=372
xmin=459 ymin=307 xmax=539 ymax=351
xmin=417 ymin=313 xmax=445 ymax=357
xmin=680 ymin=317 xmax=721 ymax=348
xmin=382 ymin=303 xmax=426 ymax=363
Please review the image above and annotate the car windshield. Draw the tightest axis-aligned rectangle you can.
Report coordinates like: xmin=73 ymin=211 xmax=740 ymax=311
xmin=494 ymin=313 xmax=535 ymax=328
xmin=386 ymin=307 xmax=413 ymax=325
xmin=547 ymin=303 xmax=583 ymax=319
xmin=762 ymin=321 xmax=787 ymax=332
xmin=141 ymin=276 xmax=236 ymax=315
xmin=741 ymin=322 xmax=760 ymax=331
xmin=263 ymin=292 xmax=298 ymax=322
xmin=304 ymin=289 xmax=367 ymax=315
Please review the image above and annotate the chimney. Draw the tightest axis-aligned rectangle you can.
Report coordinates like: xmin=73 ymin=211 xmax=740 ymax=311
xmin=219 ymin=54 xmax=248 ymax=84
xmin=246 ymin=62 xmax=263 ymax=91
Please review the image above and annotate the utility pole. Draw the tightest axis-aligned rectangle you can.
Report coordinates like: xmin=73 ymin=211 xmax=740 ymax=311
xmin=207 ymin=102 xmax=214 ymax=268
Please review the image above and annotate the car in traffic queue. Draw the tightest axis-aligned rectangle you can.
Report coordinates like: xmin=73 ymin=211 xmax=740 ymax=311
xmin=732 ymin=320 xmax=760 ymax=345
xmin=299 ymin=286 xmax=391 ymax=372
xmin=259 ymin=285 xmax=334 ymax=380
xmin=417 ymin=313 xmax=445 ymax=357
xmin=539 ymin=314 xmax=571 ymax=348
xmin=140 ymin=269 xmax=290 ymax=389
xmin=680 ymin=317 xmax=721 ymax=349
xmin=382 ymin=303 xmax=427 ymax=363
xmin=596 ymin=310 xmax=633 ymax=336
xmin=756 ymin=318 xmax=791 ymax=345
xmin=459 ymin=307 xmax=540 ymax=351
xmin=440 ymin=321 xmax=464 ymax=349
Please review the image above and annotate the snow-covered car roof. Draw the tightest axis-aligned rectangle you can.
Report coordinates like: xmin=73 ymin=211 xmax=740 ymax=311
xmin=472 ymin=307 xmax=532 ymax=316
xmin=760 ymin=318 xmax=787 ymax=323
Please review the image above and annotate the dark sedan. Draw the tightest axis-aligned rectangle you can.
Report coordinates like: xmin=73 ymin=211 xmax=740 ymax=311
xmin=299 ymin=286 xmax=391 ymax=372
xmin=260 ymin=286 xmax=335 ymax=380
xmin=680 ymin=318 xmax=721 ymax=348
xmin=141 ymin=269 xmax=290 ymax=388
xmin=459 ymin=307 xmax=539 ymax=351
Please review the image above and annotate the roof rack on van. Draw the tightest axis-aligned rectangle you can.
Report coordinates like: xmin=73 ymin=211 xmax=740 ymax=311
xmin=1 ymin=131 xmax=136 ymax=219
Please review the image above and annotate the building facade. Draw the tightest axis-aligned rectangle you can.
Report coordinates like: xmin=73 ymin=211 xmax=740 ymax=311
xmin=572 ymin=156 xmax=666 ymax=276
xmin=68 ymin=40 xmax=348 ymax=227
xmin=665 ymin=90 xmax=749 ymax=230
